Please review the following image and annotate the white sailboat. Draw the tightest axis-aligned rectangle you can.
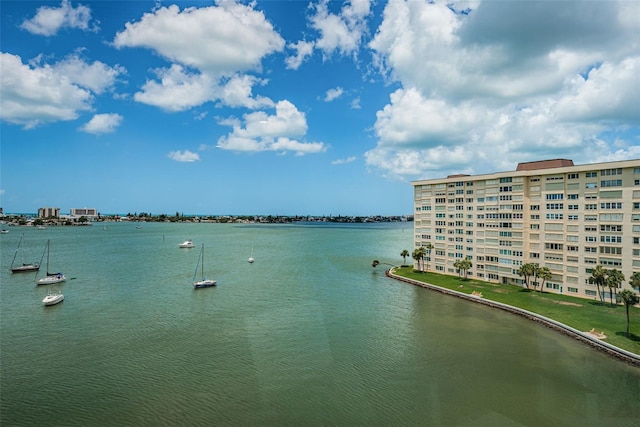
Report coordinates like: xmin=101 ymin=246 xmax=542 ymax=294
xmin=36 ymin=240 xmax=66 ymax=285
xmin=193 ymin=244 xmax=216 ymax=289
xmin=10 ymin=234 xmax=40 ymax=273
xmin=248 ymin=243 xmax=254 ymax=263
xmin=42 ymin=287 xmax=64 ymax=306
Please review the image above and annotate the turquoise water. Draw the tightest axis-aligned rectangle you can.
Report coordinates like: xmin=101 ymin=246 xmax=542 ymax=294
xmin=1 ymin=222 xmax=639 ymax=426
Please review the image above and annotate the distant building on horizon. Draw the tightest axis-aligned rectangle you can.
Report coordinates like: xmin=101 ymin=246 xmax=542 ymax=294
xmin=70 ymin=207 xmax=98 ymax=219
xmin=412 ymin=158 xmax=640 ymax=301
xmin=38 ymin=207 xmax=60 ymax=219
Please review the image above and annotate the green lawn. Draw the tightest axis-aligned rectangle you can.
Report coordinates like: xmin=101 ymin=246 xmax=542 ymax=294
xmin=391 ymin=267 xmax=640 ymax=355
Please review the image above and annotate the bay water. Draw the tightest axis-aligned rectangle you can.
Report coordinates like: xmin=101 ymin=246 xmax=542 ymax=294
xmin=1 ymin=222 xmax=639 ymax=426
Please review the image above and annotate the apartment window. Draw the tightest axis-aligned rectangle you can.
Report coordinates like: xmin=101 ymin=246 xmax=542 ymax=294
xmin=601 ymin=168 xmax=622 ymax=176
xmin=546 ymin=193 xmax=564 ymax=200
xmin=600 ymin=202 xmax=623 ymax=209
xmin=600 ymin=246 xmax=622 ymax=255
xmin=601 ymin=179 xmax=622 ymax=188
xmin=586 ymin=183 xmax=597 ymax=189
xmin=600 ymin=236 xmax=623 ymax=243
xmin=567 ymin=194 xmax=579 ymax=200
xmin=546 ymin=213 xmax=563 ymax=220
xmin=601 ymin=225 xmax=622 ymax=232
xmin=585 ymin=236 xmax=597 ymax=242
xmin=568 ymin=173 xmax=579 ymax=179
xmin=585 ymin=204 xmax=597 ymax=210
xmin=568 ymin=204 xmax=579 ymax=210
xmin=586 ymin=171 xmax=597 ymax=177
xmin=568 ymin=215 xmax=579 ymax=220
xmin=545 ymin=243 xmax=563 ymax=250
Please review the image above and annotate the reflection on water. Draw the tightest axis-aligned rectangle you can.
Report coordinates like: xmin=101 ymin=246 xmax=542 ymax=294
xmin=1 ymin=222 xmax=638 ymax=426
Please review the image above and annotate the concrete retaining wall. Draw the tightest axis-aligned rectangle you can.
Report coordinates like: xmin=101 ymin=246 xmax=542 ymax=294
xmin=387 ymin=269 xmax=640 ymax=367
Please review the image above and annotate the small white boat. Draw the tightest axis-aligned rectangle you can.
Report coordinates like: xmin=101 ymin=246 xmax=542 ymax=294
xmin=179 ymin=240 xmax=195 ymax=248
xmin=1 ymin=229 xmax=9 ymax=234
xmin=36 ymin=240 xmax=67 ymax=285
xmin=43 ymin=289 xmax=64 ymax=306
xmin=248 ymin=243 xmax=254 ymax=263
xmin=193 ymin=244 xmax=216 ymax=289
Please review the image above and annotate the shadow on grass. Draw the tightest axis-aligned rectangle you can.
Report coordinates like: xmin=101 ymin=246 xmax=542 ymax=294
xmin=615 ymin=331 xmax=640 ymax=342
xmin=588 ymin=301 xmax=609 ymax=307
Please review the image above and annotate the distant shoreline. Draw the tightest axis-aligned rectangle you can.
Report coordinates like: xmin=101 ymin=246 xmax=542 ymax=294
xmin=1 ymin=213 xmax=414 ymax=226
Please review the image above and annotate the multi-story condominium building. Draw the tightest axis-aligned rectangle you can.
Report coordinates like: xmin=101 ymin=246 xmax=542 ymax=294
xmin=70 ymin=207 xmax=98 ymax=218
xmin=38 ymin=207 xmax=60 ymax=219
xmin=412 ymin=159 xmax=640 ymax=300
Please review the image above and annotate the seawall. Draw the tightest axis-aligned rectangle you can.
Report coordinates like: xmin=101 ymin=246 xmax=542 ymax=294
xmin=386 ymin=269 xmax=640 ymax=367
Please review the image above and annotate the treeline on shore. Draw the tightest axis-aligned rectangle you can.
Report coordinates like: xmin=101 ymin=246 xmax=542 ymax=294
xmin=2 ymin=212 xmax=413 ymax=226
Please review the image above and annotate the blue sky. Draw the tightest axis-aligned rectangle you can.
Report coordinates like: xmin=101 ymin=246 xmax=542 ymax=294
xmin=1 ymin=0 xmax=639 ymax=216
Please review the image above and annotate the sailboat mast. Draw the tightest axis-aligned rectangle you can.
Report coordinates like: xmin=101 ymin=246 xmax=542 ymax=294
xmin=46 ymin=240 xmax=50 ymax=275
xmin=201 ymin=244 xmax=204 ymax=279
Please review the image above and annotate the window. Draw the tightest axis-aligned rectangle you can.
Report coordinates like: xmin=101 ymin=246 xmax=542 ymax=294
xmin=601 ymin=179 xmax=622 ymax=188
xmin=546 ymin=193 xmax=564 ymax=200
xmin=600 ymin=202 xmax=623 ymax=209
xmin=567 ymin=194 xmax=579 ymax=200
xmin=586 ymin=183 xmax=597 ymax=189
xmin=546 ymin=203 xmax=564 ymax=210
xmin=568 ymin=173 xmax=579 ymax=179
xmin=586 ymin=171 xmax=597 ymax=177
xmin=546 ymin=213 xmax=564 ymax=220
xmin=601 ymin=168 xmax=622 ymax=176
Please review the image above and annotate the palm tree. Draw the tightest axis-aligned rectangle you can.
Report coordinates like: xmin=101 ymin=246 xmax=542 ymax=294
xmin=517 ymin=263 xmax=535 ymax=290
xmin=536 ymin=266 xmax=552 ymax=293
xmin=606 ymin=269 xmax=625 ymax=306
xmin=530 ymin=263 xmax=540 ymax=291
xmin=411 ymin=249 xmax=422 ymax=272
xmin=423 ymin=242 xmax=434 ymax=271
xmin=589 ymin=265 xmax=607 ymax=303
xmin=630 ymin=271 xmax=640 ymax=292
xmin=417 ymin=247 xmax=427 ymax=272
xmin=618 ymin=289 xmax=639 ymax=337
xmin=400 ymin=249 xmax=410 ymax=266
xmin=453 ymin=260 xmax=462 ymax=278
xmin=459 ymin=258 xmax=472 ymax=279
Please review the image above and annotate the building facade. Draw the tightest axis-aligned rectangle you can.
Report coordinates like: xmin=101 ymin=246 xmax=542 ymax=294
xmin=38 ymin=207 xmax=60 ymax=219
xmin=70 ymin=207 xmax=98 ymax=218
xmin=412 ymin=159 xmax=640 ymax=300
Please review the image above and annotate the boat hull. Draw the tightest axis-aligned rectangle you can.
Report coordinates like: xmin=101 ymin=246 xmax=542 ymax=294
xmin=11 ymin=263 xmax=40 ymax=273
xmin=37 ymin=274 xmax=67 ymax=285
xmin=193 ymin=279 xmax=216 ymax=288
xmin=43 ymin=293 xmax=64 ymax=306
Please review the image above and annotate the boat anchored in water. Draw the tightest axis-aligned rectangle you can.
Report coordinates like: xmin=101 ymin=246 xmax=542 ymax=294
xmin=179 ymin=240 xmax=195 ymax=248
xmin=193 ymin=244 xmax=216 ymax=289
xmin=36 ymin=240 xmax=66 ymax=285
xmin=10 ymin=233 xmax=40 ymax=273
xmin=42 ymin=288 xmax=64 ymax=306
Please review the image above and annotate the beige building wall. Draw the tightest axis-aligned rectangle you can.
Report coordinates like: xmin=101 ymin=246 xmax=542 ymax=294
xmin=412 ymin=159 xmax=640 ymax=300
xmin=38 ymin=207 xmax=60 ymax=218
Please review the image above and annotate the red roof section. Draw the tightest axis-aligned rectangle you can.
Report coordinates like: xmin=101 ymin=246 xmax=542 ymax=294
xmin=516 ymin=159 xmax=574 ymax=171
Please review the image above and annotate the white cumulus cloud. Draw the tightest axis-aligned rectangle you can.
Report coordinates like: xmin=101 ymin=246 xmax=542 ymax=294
xmin=80 ymin=113 xmax=123 ymax=134
xmin=366 ymin=0 xmax=640 ymax=179
xmin=217 ymin=100 xmax=326 ymax=155
xmin=21 ymin=0 xmax=97 ymax=36
xmin=168 ymin=150 xmax=200 ymax=162
xmin=324 ymin=87 xmax=344 ymax=102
